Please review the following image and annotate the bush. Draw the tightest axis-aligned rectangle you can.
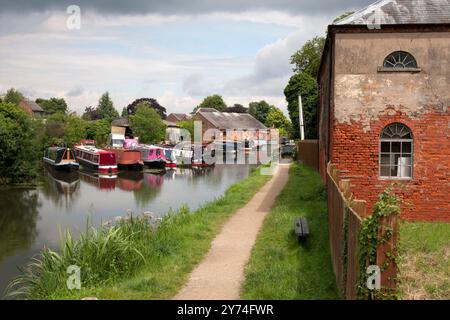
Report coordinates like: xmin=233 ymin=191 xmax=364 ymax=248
xmin=0 ymin=102 xmax=39 ymax=184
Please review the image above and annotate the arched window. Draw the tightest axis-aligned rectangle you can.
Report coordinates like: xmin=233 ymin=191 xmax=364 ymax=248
xmin=383 ymin=51 xmax=418 ymax=69
xmin=380 ymin=123 xmax=413 ymax=179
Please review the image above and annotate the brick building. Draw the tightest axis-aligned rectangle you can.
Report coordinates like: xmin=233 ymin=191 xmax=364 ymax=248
xmin=318 ymin=0 xmax=450 ymax=221
xmin=194 ymin=108 xmax=270 ymax=142
xmin=18 ymin=99 xmax=44 ymax=118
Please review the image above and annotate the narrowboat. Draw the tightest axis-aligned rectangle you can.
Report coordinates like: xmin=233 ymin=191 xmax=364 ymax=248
xmin=104 ymin=147 xmax=144 ymax=171
xmin=79 ymin=170 xmax=117 ymax=191
xmin=74 ymin=145 xmax=118 ymax=174
xmin=43 ymin=147 xmax=79 ymax=172
xmin=192 ymin=143 xmax=215 ymax=167
xmin=140 ymin=145 xmax=176 ymax=169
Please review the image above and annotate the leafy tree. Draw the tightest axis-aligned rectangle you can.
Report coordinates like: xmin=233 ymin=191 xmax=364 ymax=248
xmin=35 ymin=98 xmax=68 ymax=115
xmin=64 ymin=115 xmax=87 ymax=146
xmin=81 ymin=106 xmax=101 ymax=121
xmin=3 ymin=88 xmax=24 ymax=105
xmin=0 ymin=102 xmax=38 ymax=184
xmin=266 ymin=107 xmax=291 ymax=137
xmin=121 ymin=107 xmax=128 ymax=117
xmin=284 ymin=72 xmax=319 ymax=139
xmin=85 ymin=119 xmax=111 ymax=146
xmin=225 ymin=104 xmax=248 ymax=113
xmin=178 ymin=120 xmax=195 ymax=139
xmin=43 ymin=113 xmax=87 ymax=147
xmin=194 ymin=94 xmax=227 ymax=112
xmin=290 ymin=36 xmax=325 ymax=79
xmin=129 ymin=103 xmax=166 ymax=144
xmin=126 ymin=98 xmax=167 ymax=119
xmin=97 ymin=92 xmax=119 ymax=120
xmin=249 ymin=100 xmax=273 ymax=125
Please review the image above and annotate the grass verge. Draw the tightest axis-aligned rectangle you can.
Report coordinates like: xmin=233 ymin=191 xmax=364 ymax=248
xmin=398 ymin=221 xmax=450 ymax=300
xmin=241 ymin=163 xmax=339 ymax=299
xmin=5 ymin=166 xmax=271 ymax=300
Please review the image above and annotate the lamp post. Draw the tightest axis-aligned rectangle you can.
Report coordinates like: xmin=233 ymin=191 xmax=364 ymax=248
xmin=298 ymin=94 xmax=305 ymax=141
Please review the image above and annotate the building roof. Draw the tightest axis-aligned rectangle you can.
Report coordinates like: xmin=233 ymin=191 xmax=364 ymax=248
xmin=167 ymin=113 xmax=192 ymax=121
xmin=111 ymin=117 xmax=130 ymax=127
xmin=20 ymin=99 xmax=44 ymax=112
xmin=197 ymin=111 xmax=267 ymax=130
xmin=335 ymin=0 xmax=450 ymax=25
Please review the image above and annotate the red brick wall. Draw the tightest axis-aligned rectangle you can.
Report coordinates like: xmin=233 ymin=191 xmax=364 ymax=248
xmin=330 ymin=107 xmax=450 ymax=222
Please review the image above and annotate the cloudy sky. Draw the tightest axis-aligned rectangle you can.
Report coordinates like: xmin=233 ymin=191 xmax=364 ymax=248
xmin=0 ymin=0 xmax=373 ymax=115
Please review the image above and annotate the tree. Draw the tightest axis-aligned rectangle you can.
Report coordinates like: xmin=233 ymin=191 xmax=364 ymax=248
xmin=35 ymin=98 xmax=68 ymax=115
xmin=85 ymin=119 xmax=111 ymax=146
xmin=126 ymin=98 xmax=167 ymax=119
xmin=249 ymin=100 xmax=273 ymax=125
xmin=129 ymin=103 xmax=166 ymax=144
xmin=97 ymin=92 xmax=119 ymax=120
xmin=64 ymin=115 xmax=87 ymax=146
xmin=284 ymin=72 xmax=319 ymax=139
xmin=0 ymin=102 xmax=38 ymax=184
xmin=121 ymin=107 xmax=128 ymax=117
xmin=265 ymin=107 xmax=291 ymax=137
xmin=290 ymin=36 xmax=325 ymax=79
xmin=225 ymin=104 xmax=248 ymax=113
xmin=3 ymin=88 xmax=24 ymax=105
xmin=194 ymin=94 xmax=227 ymax=112
xmin=81 ymin=106 xmax=101 ymax=121
xmin=178 ymin=120 xmax=195 ymax=139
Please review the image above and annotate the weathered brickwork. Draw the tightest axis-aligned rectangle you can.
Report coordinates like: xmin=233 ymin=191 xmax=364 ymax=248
xmin=331 ymin=108 xmax=450 ymax=221
xmin=319 ymin=29 xmax=450 ymax=222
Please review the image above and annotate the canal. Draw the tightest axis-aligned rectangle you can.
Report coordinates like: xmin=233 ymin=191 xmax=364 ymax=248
xmin=0 ymin=164 xmax=255 ymax=298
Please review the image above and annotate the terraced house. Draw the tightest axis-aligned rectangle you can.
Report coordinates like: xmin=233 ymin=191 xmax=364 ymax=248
xmin=318 ymin=0 xmax=450 ymax=221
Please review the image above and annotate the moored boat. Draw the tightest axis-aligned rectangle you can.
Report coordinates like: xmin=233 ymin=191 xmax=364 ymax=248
xmin=74 ymin=145 xmax=118 ymax=174
xmin=43 ymin=147 xmax=79 ymax=172
xmin=105 ymin=147 xmax=144 ymax=171
xmin=140 ymin=145 xmax=176 ymax=169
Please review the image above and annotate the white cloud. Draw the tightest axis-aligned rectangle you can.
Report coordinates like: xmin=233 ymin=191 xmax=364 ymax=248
xmin=0 ymin=9 xmax=334 ymax=117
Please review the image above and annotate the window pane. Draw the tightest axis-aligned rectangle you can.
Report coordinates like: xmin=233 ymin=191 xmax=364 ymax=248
xmin=402 ymin=142 xmax=412 ymax=153
xmin=380 ymin=166 xmax=391 ymax=177
xmin=380 ymin=154 xmax=391 ymax=165
xmin=392 ymin=142 xmax=401 ymax=153
xmin=381 ymin=142 xmax=390 ymax=153
xmin=399 ymin=166 xmax=412 ymax=178
xmin=391 ymin=166 xmax=399 ymax=177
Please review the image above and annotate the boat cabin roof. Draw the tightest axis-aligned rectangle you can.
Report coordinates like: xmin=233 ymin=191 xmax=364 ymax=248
xmin=75 ymin=145 xmax=113 ymax=155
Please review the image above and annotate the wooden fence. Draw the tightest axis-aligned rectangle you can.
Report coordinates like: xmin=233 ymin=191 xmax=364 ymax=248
xmin=327 ymin=163 xmax=398 ymax=299
xmin=297 ymin=140 xmax=319 ymax=170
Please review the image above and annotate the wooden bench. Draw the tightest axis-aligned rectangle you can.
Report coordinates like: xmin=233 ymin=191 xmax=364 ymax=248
xmin=294 ymin=217 xmax=310 ymax=241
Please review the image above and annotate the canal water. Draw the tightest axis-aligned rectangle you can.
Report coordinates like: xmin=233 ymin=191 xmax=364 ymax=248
xmin=0 ymin=164 xmax=255 ymax=297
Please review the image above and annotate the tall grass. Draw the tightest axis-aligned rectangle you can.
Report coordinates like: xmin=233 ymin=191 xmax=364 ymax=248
xmin=5 ymin=213 xmax=155 ymax=299
xmin=5 ymin=166 xmax=270 ymax=299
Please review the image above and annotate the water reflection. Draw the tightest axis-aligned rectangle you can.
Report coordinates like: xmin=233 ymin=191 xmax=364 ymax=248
xmin=0 ymin=164 xmax=254 ymax=297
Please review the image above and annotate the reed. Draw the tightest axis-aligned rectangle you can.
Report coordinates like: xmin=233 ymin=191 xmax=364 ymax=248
xmin=5 ymin=166 xmax=270 ymax=299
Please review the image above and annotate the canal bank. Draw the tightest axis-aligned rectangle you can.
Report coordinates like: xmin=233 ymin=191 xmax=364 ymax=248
xmin=0 ymin=164 xmax=258 ymax=298
xmin=3 ymin=165 xmax=271 ymax=299
xmin=175 ymin=163 xmax=290 ymax=300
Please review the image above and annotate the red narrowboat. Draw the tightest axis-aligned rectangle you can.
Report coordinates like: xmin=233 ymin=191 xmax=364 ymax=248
xmin=74 ymin=145 xmax=118 ymax=174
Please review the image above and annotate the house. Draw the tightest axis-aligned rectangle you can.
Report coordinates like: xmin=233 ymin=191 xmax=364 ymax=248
xmin=18 ymin=99 xmax=44 ymax=118
xmin=318 ymin=0 xmax=450 ymax=221
xmin=166 ymin=113 xmax=192 ymax=123
xmin=194 ymin=109 xmax=269 ymax=142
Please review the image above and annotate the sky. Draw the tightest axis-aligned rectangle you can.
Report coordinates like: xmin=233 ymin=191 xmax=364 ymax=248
xmin=0 ymin=0 xmax=374 ymax=115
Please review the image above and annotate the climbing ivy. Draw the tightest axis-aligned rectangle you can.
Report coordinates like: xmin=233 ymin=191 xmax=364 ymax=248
xmin=357 ymin=187 xmax=401 ymax=300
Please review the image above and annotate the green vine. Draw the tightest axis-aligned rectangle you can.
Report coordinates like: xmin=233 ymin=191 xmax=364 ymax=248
xmin=357 ymin=186 xmax=401 ymax=300
xmin=341 ymin=207 xmax=349 ymax=297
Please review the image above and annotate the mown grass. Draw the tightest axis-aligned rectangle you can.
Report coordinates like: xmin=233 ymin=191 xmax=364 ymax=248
xmin=241 ymin=163 xmax=340 ymax=299
xmin=398 ymin=221 xmax=450 ymax=300
xmin=5 ymin=166 xmax=271 ymax=300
